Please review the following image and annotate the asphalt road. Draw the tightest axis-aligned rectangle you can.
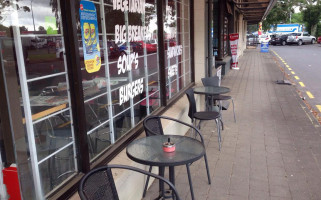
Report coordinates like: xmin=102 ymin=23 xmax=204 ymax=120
xmin=270 ymin=43 xmax=321 ymax=115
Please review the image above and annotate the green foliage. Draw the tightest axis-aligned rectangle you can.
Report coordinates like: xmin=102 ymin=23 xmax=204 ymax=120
xmin=262 ymin=1 xmax=295 ymax=31
xmin=302 ymin=5 xmax=321 ymax=34
xmin=291 ymin=12 xmax=304 ymax=24
xmin=247 ymin=24 xmax=258 ymax=34
xmin=316 ymin=23 xmax=321 ymax=37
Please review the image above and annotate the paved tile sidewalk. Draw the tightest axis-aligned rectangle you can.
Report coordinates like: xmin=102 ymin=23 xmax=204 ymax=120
xmin=144 ymin=49 xmax=321 ymax=200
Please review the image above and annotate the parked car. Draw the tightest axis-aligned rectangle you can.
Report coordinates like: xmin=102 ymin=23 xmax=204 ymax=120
xmin=317 ymin=36 xmax=321 ymax=44
xmin=247 ymin=34 xmax=259 ymax=45
xmin=286 ymin=32 xmax=316 ymax=45
xmin=56 ymin=41 xmax=105 ymax=60
xmin=117 ymin=41 xmax=143 ymax=55
xmin=137 ymin=40 xmax=157 ymax=53
xmin=31 ymin=38 xmax=47 ymax=49
xmin=270 ymin=33 xmax=289 ymax=46
xmin=107 ymin=41 xmax=121 ymax=58
xmin=258 ymin=34 xmax=271 ymax=44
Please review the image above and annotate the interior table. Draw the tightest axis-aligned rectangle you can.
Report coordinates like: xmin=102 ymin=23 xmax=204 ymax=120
xmin=126 ymin=135 xmax=205 ymax=200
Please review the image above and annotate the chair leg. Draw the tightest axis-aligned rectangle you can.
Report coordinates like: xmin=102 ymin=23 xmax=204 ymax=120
xmin=220 ymin=118 xmax=224 ymax=130
xmin=186 ymin=164 xmax=195 ymax=200
xmin=142 ymin=165 xmax=153 ymax=198
xmin=216 ymin=119 xmax=221 ymax=151
xmin=197 ymin=120 xmax=202 ymax=130
xmin=232 ymin=98 xmax=236 ymax=122
xmin=203 ymin=154 xmax=211 ymax=184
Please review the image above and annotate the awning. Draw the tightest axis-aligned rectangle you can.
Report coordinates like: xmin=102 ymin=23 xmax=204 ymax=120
xmin=233 ymin=0 xmax=277 ymax=24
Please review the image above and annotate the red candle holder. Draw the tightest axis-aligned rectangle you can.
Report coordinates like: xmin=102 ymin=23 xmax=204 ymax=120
xmin=162 ymin=142 xmax=176 ymax=152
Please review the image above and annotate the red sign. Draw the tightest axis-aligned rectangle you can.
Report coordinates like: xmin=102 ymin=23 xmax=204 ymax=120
xmin=229 ymin=33 xmax=239 ymax=70
xmin=80 ymin=4 xmax=83 ymax=10
xmin=0 ymin=31 xmax=7 ymax=36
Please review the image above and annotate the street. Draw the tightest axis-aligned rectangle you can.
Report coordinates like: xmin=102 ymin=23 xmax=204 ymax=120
xmin=270 ymin=43 xmax=321 ymax=116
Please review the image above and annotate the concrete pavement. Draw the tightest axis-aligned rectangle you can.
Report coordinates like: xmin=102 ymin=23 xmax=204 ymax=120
xmin=144 ymin=49 xmax=321 ymax=200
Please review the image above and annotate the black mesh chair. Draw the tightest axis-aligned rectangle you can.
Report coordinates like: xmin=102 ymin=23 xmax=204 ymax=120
xmin=142 ymin=115 xmax=211 ymax=198
xmin=185 ymin=88 xmax=222 ymax=150
xmin=201 ymin=76 xmax=236 ymax=124
xmin=78 ymin=164 xmax=180 ymax=200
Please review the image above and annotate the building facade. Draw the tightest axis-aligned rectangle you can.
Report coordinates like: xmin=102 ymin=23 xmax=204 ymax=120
xmin=0 ymin=0 xmax=275 ymax=199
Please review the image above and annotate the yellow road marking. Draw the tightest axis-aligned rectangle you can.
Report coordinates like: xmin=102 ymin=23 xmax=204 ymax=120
xmin=306 ymin=91 xmax=314 ymax=99
xmin=299 ymin=82 xmax=305 ymax=87
xmin=286 ymin=65 xmax=290 ymax=68
xmin=288 ymin=68 xmax=292 ymax=70
xmin=291 ymin=71 xmax=295 ymax=74
xmin=294 ymin=76 xmax=299 ymax=80
xmin=316 ymin=105 xmax=321 ymax=112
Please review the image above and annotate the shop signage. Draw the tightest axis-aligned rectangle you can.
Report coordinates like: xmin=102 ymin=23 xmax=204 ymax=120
xmin=260 ymin=42 xmax=269 ymax=53
xmin=79 ymin=1 xmax=101 ymax=73
xmin=45 ymin=16 xmax=58 ymax=35
xmin=114 ymin=0 xmax=148 ymax=105
xmin=229 ymin=33 xmax=239 ymax=70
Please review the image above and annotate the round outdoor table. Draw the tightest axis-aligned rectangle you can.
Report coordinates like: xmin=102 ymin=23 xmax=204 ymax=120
xmin=126 ymin=135 xmax=205 ymax=200
xmin=193 ymin=86 xmax=230 ymax=95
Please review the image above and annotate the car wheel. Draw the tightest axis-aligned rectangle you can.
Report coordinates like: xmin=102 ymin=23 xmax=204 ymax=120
xmin=298 ymin=40 xmax=302 ymax=46
xmin=311 ymin=39 xmax=315 ymax=44
xmin=281 ymin=40 xmax=286 ymax=46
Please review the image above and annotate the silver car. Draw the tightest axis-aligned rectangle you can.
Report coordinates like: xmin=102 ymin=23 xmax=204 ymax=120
xmin=286 ymin=32 xmax=316 ymax=45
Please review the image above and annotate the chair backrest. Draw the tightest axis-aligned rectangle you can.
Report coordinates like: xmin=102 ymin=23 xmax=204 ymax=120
xmin=143 ymin=115 xmax=164 ymax=136
xmin=185 ymin=88 xmax=197 ymax=120
xmin=79 ymin=167 xmax=119 ymax=200
xmin=201 ymin=76 xmax=220 ymax=87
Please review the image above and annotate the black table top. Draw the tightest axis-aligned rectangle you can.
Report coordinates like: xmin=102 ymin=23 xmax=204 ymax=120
xmin=193 ymin=86 xmax=230 ymax=95
xmin=126 ymin=135 xmax=205 ymax=167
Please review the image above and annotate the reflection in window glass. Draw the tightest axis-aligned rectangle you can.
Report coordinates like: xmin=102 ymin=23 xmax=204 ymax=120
xmin=74 ymin=0 xmax=159 ymax=161
xmin=164 ymin=0 xmax=191 ymax=101
xmin=1 ymin=0 xmax=77 ymax=198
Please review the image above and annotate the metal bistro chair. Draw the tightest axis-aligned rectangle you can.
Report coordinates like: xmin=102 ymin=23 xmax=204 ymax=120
xmin=142 ymin=115 xmax=211 ymax=198
xmin=79 ymin=164 xmax=180 ymax=200
xmin=185 ymin=88 xmax=222 ymax=150
xmin=201 ymin=76 xmax=236 ymax=126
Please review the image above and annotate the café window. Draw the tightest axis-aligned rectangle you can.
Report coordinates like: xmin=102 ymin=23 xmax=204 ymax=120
xmin=0 ymin=0 xmax=193 ymax=198
xmin=164 ymin=0 xmax=191 ymax=101
xmin=73 ymin=0 xmax=159 ymax=161
xmin=1 ymin=0 xmax=76 ymax=198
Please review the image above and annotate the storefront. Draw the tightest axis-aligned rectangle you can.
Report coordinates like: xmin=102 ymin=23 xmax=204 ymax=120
xmin=0 ymin=0 xmax=193 ymax=199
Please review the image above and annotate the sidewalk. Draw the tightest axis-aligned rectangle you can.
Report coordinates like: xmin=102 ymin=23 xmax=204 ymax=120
xmin=144 ymin=49 xmax=321 ymax=200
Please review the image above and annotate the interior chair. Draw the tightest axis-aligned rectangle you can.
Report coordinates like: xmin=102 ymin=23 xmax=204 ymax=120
xmin=142 ymin=115 xmax=211 ymax=198
xmin=201 ymin=76 xmax=236 ymax=126
xmin=78 ymin=164 xmax=180 ymax=200
xmin=185 ymin=88 xmax=222 ymax=150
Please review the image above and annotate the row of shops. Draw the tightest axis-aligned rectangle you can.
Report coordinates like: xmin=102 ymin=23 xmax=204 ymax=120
xmin=0 ymin=0 xmax=275 ymax=199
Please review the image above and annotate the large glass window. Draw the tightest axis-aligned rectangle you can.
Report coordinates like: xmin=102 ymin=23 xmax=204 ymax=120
xmin=0 ymin=0 xmax=192 ymax=198
xmin=1 ymin=0 xmax=77 ymax=198
xmin=73 ymin=0 xmax=159 ymax=161
xmin=164 ymin=0 xmax=191 ymax=101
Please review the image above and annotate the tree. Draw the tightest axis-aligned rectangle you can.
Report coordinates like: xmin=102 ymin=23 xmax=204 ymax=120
xmin=38 ymin=26 xmax=45 ymax=31
xmin=262 ymin=0 xmax=296 ymax=31
xmin=291 ymin=12 xmax=304 ymax=24
xmin=302 ymin=5 xmax=321 ymax=35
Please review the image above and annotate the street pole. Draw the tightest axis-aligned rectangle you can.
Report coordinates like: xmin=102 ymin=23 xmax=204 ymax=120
xmin=31 ymin=0 xmax=36 ymax=31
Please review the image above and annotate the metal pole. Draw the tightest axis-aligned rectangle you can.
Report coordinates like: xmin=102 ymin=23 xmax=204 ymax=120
xmin=208 ymin=0 xmax=213 ymax=77
xmin=31 ymin=0 xmax=36 ymax=31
